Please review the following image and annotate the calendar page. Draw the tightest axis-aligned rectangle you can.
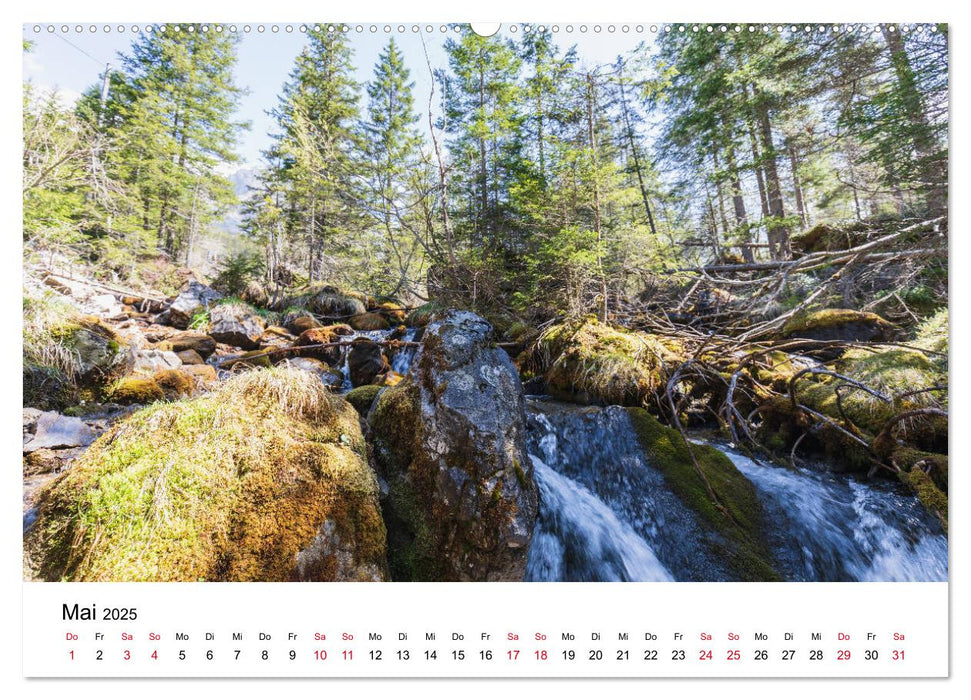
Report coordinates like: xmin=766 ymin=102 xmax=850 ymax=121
xmin=15 ymin=2 xmax=955 ymax=691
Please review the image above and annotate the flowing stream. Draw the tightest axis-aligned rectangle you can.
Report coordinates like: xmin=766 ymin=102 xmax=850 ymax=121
xmin=524 ymin=399 xmax=947 ymax=582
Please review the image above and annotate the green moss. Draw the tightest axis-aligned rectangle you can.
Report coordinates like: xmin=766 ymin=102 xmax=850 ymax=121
xmin=793 ymin=347 xmax=944 ymax=439
xmin=406 ymin=301 xmax=445 ymax=328
xmin=513 ymin=457 xmax=527 ymax=488
xmin=626 ymin=407 xmax=779 ymax=581
xmin=782 ymin=308 xmax=893 ymax=337
xmin=531 ymin=317 xmax=682 ymax=407
xmin=26 ymin=366 xmax=387 ymax=582
xmin=912 ymin=308 xmax=948 ymax=369
xmin=899 ymin=467 xmax=947 ymax=532
xmin=346 ymin=385 xmax=383 ymax=416
xmin=349 ymin=312 xmax=391 ymax=331
xmin=110 ymin=377 xmax=165 ymax=404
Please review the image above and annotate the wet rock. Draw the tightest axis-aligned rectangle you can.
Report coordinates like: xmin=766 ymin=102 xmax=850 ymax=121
xmin=165 ymin=281 xmax=223 ymax=329
xmin=23 ymin=412 xmax=97 ymax=453
xmin=207 ymin=304 xmax=265 ymax=350
xmin=347 ymin=339 xmax=389 ymax=387
xmin=369 ymin=311 xmax=538 ymax=581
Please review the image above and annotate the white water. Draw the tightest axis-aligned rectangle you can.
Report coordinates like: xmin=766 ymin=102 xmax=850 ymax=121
xmin=525 ymin=400 xmax=948 ymax=582
xmin=336 ymin=328 xmax=419 ymax=391
xmin=526 ymin=455 xmax=673 ymax=582
xmin=725 ymin=447 xmax=948 ymax=582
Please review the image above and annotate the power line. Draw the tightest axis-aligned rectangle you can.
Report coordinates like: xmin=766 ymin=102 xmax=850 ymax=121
xmin=52 ymin=32 xmax=106 ymax=67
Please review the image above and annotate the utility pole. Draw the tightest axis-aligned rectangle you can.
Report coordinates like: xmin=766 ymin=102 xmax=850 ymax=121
xmin=98 ymin=62 xmax=111 ymax=127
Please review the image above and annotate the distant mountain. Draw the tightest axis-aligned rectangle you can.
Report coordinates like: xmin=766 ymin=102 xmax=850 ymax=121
xmin=217 ymin=165 xmax=262 ymax=235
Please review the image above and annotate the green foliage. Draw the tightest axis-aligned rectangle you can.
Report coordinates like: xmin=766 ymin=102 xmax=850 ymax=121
xmin=212 ymin=251 xmax=265 ymax=296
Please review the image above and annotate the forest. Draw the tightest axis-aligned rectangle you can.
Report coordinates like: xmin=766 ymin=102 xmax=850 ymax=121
xmin=22 ymin=24 xmax=949 ymax=583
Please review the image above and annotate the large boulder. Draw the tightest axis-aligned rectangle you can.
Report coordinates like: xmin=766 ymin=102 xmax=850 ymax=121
xmin=347 ymin=339 xmax=389 ymax=387
xmin=369 ymin=311 xmax=538 ymax=581
xmin=165 ymin=281 xmax=223 ymax=329
xmin=207 ymin=304 xmax=265 ymax=350
xmin=526 ymin=316 xmax=683 ymax=407
xmin=25 ymin=366 xmax=387 ymax=582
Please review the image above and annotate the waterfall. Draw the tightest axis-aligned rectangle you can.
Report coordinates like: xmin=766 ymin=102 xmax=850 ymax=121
xmin=723 ymin=446 xmax=948 ymax=582
xmin=389 ymin=327 xmax=419 ymax=375
xmin=524 ymin=399 xmax=947 ymax=583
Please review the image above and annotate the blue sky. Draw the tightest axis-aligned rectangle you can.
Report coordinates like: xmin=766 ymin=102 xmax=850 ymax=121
xmin=22 ymin=23 xmax=658 ymax=170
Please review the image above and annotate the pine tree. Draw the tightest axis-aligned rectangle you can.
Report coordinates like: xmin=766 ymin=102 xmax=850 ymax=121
xmin=362 ymin=38 xmax=426 ymax=294
xmin=115 ymin=26 xmax=245 ymax=260
xmin=263 ymin=28 xmax=362 ymax=283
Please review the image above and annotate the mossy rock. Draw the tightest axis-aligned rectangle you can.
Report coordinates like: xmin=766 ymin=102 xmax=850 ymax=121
xmin=25 ymin=366 xmax=388 ymax=582
xmin=626 ymin=408 xmax=779 ymax=581
xmin=781 ymin=309 xmax=895 ymax=344
xmin=530 ymin=316 xmax=683 ymax=407
xmin=790 ymin=220 xmax=870 ymax=254
xmin=899 ymin=467 xmax=947 ymax=532
xmin=279 ymin=284 xmax=367 ymax=319
xmin=794 ymin=347 xmax=944 ymax=438
xmin=109 ymin=369 xmax=198 ymax=405
xmin=368 ymin=383 xmax=439 ymax=581
xmin=24 ymin=293 xmax=134 ymax=410
xmin=375 ymin=302 xmax=407 ymax=324
xmin=346 ymin=385 xmax=383 ymax=416
xmin=349 ymin=312 xmax=391 ymax=331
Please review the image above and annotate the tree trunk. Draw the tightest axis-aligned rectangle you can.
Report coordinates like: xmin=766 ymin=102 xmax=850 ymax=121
xmin=477 ymin=59 xmax=489 ymax=231
xmin=586 ymin=72 xmax=607 ymax=322
xmin=754 ymin=94 xmax=791 ymax=260
xmin=787 ymin=137 xmax=808 ymax=229
xmin=881 ymin=26 xmax=946 ymax=215
xmin=726 ymin=144 xmax=753 ymax=262
xmin=618 ymin=73 xmax=657 ymax=235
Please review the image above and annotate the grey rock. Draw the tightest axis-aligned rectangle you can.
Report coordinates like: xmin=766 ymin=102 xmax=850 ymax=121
xmin=207 ymin=305 xmax=265 ymax=350
xmin=133 ymin=349 xmax=182 ymax=373
xmin=166 ymin=281 xmax=223 ymax=329
xmin=72 ymin=321 xmax=134 ymax=381
xmin=371 ymin=310 xmax=538 ymax=581
xmin=23 ymin=412 xmax=98 ymax=453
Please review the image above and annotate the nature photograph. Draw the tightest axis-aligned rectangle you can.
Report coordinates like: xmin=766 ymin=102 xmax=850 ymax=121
xmin=21 ymin=22 xmax=948 ymax=583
